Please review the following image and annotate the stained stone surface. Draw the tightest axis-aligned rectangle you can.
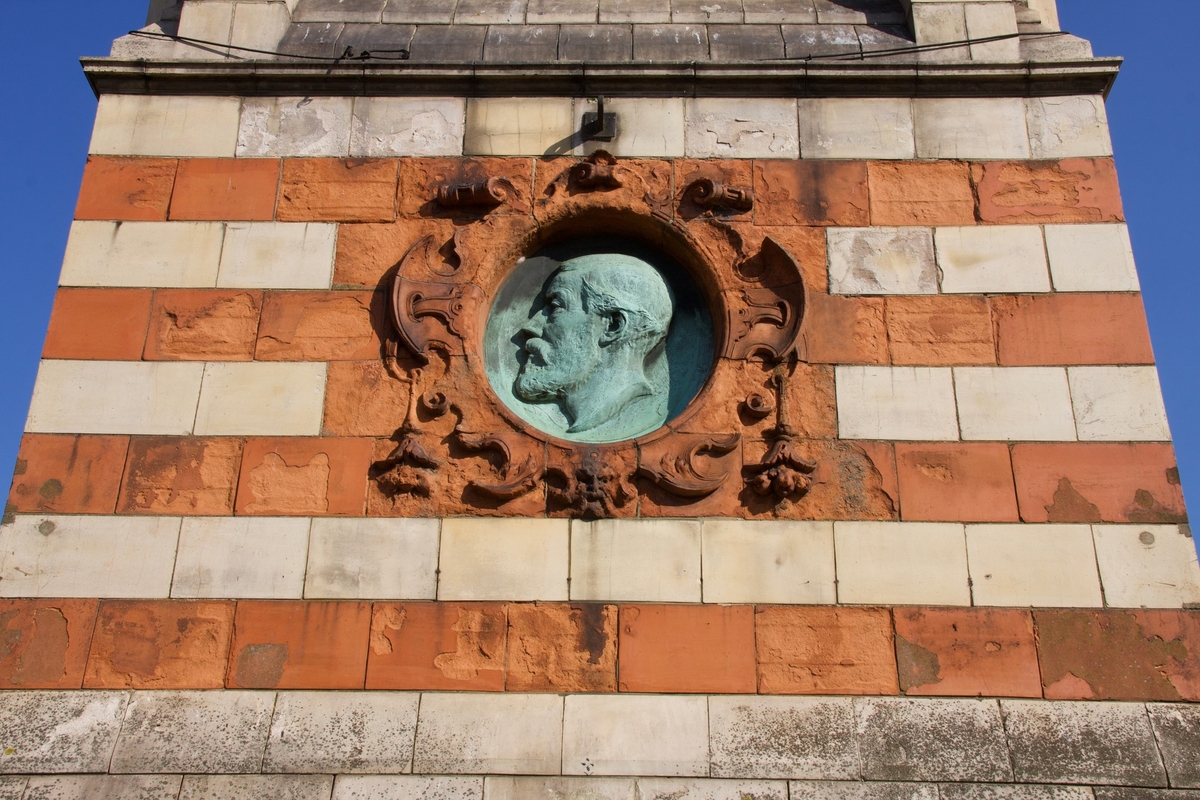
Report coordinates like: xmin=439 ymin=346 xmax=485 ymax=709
xmin=0 ymin=690 xmax=128 ymax=774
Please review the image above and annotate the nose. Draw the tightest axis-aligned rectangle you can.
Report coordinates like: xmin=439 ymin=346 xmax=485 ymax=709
xmin=520 ymin=316 xmax=544 ymax=339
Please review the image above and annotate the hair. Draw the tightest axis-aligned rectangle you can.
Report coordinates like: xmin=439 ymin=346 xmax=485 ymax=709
xmin=557 ymin=254 xmax=674 ymax=349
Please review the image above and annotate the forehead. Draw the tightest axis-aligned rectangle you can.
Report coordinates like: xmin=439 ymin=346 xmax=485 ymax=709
xmin=545 ymin=269 xmax=583 ymax=296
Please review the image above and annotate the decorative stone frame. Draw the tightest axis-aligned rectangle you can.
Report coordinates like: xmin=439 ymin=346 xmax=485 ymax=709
xmin=373 ymin=152 xmax=873 ymax=519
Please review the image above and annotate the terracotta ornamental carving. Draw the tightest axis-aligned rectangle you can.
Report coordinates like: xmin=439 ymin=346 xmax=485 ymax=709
xmin=373 ymin=152 xmax=877 ymax=519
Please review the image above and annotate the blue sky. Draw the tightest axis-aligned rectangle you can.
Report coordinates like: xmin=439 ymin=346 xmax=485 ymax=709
xmin=0 ymin=0 xmax=1196 ymax=531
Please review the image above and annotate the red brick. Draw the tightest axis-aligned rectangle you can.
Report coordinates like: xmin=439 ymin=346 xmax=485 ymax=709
xmin=43 ymin=288 xmax=152 ymax=360
xmin=75 ymin=156 xmax=176 ymax=221
xmin=255 ymin=291 xmax=380 ymax=361
xmin=800 ymin=294 xmax=888 ymax=365
xmin=993 ymin=293 xmax=1154 ymax=366
xmin=277 ymin=158 xmax=398 ymax=222
xmin=619 ymin=605 xmax=755 ymax=694
xmin=366 ymin=603 xmax=506 ymax=691
xmin=753 ymin=160 xmax=869 ymax=226
xmin=506 ymin=603 xmax=617 ymax=692
xmin=972 ymin=158 xmax=1124 ymax=224
xmin=887 ymin=296 xmax=995 ymax=366
xmin=228 ymin=601 xmax=371 ymax=689
xmin=170 ymin=158 xmax=279 ymax=221
xmin=896 ymin=443 xmax=1018 ymax=523
xmin=894 ymin=607 xmax=1040 ymax=698
xmin=236 ymin=438 xmax=373 ymax=516
xmin=0 ymin=599 xmax=98 ymax=689
xmin=323 ymin=361 xmax=410 ymax=437
xmin=118 ymin=437 xmax=242 ymax=515
xmin=756 ymin=606 xmax=898 ymax=695
xmin=398 ymin=157 xmax=534 ymax=218
xmin=868 ymin=161 xmax=976 ymax=226
xmin=83 ymin=600 xmax=234 ymax=689
xmin=1012 ymin=443 xmax=1186 ymax=524
xmin=8 ymin=434 xmax=128 ymax=515
xmin=144 ymin=289 xmax=262 ymax=361
xmin=1036 ymin=610 xmax=1200 ymax=701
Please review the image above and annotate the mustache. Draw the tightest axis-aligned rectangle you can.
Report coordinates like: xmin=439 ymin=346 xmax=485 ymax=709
xmin=523 ymin=337 xmax=551 ymax=365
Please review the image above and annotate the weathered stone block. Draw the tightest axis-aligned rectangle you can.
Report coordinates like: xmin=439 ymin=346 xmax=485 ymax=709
xmin=867 ymin=161 xmax=975 ymax=226
xmin=1093 ymin=525 xmax=1200 ymax=609
xmin=264 ymin=691 xmax=418 ymax=772
xmin=181 ymin=775 xmax=333 ymax=800
xmin=75 ymin=156 xmax=176 ymax=221
xmin=350 ymin=97 xmax=465 ymax=157
xmin=322 ymin=361 xmax=409 ymax=436
xmin=570 ymin=519 xmax=701 ymax=602
xmin=755 ymin=161 xmax=870 ymax=226
xmin=935 ymin=226 xmax=1050 ymax=294
xmin=1069 ymin=367 xmax=1170 ymax=442
xmin=255 ymin=290 xmax=379 ymax=361
xmin=44 ymin=288 xmax=152 ymax=361
xmin=1027 ymin=96 xmax=1113 ymax=159
xmin=1002 ymin=699 xmax=1168 ymax=786
xmin=835 ymin=366 xmax=959 ymax=441
xmin=914 ymin=98 xmax=1030 ymax=159
xmin=333 ymin=776 xmax=483 ymax=799
xmin=993 ymin=293 xmax=1154 ymax=367
xmin=277 ymin=159 xmax=398 ymax=222
xmin=828 ymin=228 xmax=937 ymax=295
xmin=639 ymin=778 xmax=788 ymax=799
xmin=798 ymin=98 xmax=915 ymax=160
xmin=885 ymin=296 xmax=995 ymax=366
xmin=0 ymin=690 xmax=127 ymax=774
xmin=90 ymin=95 xmax=241 ymax=157
xmin=25 ymin=775 xmax=183 ymax=800
xmin=193 ymin=362 xmax=327 ymax=436
xmin=1045 ymin=223 xmax=1139 ymax=292
xmin=306 ymin=518 xmax=439 ymax=599
xmin=439 ymin=518 xmax=569 ymax=601
xmin=966 ymin=524 xmax=1102 ymax=607
xmin=483 ymin=24 xmax=560 ymax=62
xmin=560 ymin=23 xmax=633 ymax=59
xmin=227 ymin=601 xmax=371 ymax=689
xmin=973 ymin=159 xmax=1123 ymax=225
xmin=464 ymin=97 xmax=575 ymax=156
xmin=895 ymin=443 xmax=1018 ymax=523
xmin=144 ymin=290 xmax=262 ymax=361
xmin=835 ymin=521 xmax=970 ymax=606
xmin=0 ymin=599 xmax=98 ymax=689
xmin=709 ymin=696 xmax=858 ymax=779
xmin=172 ymin=517 xmax=310 ymax=599
xmin=237 ymin=97 xmax=353 ymax=157
xmin=685 ymin=98 xmax=799 ymax=159
xmin=562 ymin=694 xmax=708 ymax=776
xmin=701 ymin=520 xmax=836 ymax=604
xmin=1147 ymin=703 xmax=1200 ymax=788
xmin=618 ymin=605 xmax=755 ymax=693
xmin=216 ymin=222 xmax=337 ymax=289
xmin=507 ymin=603 xmax=618 ymax=692
xmin=485 ymin=777 xmax=634 ymax=800
xmin=600 ymin=0 xmax=669 ymax=22
xmin=9 ymin=433 xmax=128 ymax=515
xmin=117 ymin=436 xmax=242 ymax=515
xmin=230 ymin=2 xmax=293 ymax=56
xmin=0 ymin=515 xmax=181 ymax=598
xmin=405 ymin=24 xmax=487 ymax=61
xmin=800 ymin=294 xmax=889 ymax=365
xmin=744 ymin=0 xmax=816 ymax=24
xmin=528 ymin=0 xmax=600 ymax=24
xmin=0 ymin=778 xmax=24 ymax=800
xmin=111 ymin=690 xmax=275 ymax=774
xmin=894 ymin=607 xmax=1041 ymax=697
xmin=235 ymin=437 xmax=371 ymax=516
xmin=709 ymin=24 xmax=786 ymax=59
xmin=756 ymin=606 xmax=898 ymax=695
xmin=938 ymin=786 xmax=1092 ymax=800
xmin=955 ymin=367 xmax=1076 ymax=442
xmin=575 ymin=97 xmax=684 ymax=157
xmin=61 ymin=220 xmax=224 ymax=288
xmin=857 ymin=697 xmax=1011 ymax=782
xmin=365 ymin=602 xmax=507 ymax=691
xmin=170 ymin=158 xmax=280 ymax=222
xmin=413 ymin=693 xmax=563 ymax=774
xmin=790 ymin=782 xmax=939 ymax=800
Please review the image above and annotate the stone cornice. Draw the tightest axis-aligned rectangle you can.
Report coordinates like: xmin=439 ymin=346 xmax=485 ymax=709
xmin=81 ymin=56 xmax=1121 ymax=98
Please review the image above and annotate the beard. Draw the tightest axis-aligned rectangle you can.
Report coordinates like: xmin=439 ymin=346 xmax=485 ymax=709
xmin=514 ymin=338 xmax=583 ymax=402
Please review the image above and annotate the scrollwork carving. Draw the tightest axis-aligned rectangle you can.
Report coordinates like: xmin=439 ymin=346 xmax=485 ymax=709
xmin=371 ymin=370 xmax=442 ymax=499
xmin=436 ymin=176 xmax=516 ymax=209
xmin=638 ymin=433 xmax=741 ymax=498
xmin=455 ymin=431 xmax=544 ymax=502
xmin=391 ymin=277 xmax=482 ymax=363
xmin=744 ymin=370 xmax=818 ymax=503
xmin=571 ymin=150 xmax=623 ymax=191
xmin=684 ymin=177 xmax=753 ymax=212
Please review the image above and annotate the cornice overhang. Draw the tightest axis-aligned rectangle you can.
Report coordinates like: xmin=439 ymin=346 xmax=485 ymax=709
xmin=81 ymin=56 xmax=1122 ymax=99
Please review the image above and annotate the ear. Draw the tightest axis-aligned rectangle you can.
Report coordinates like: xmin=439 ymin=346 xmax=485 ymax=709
xmin=599 ymin=310 xmax=627 ymax=346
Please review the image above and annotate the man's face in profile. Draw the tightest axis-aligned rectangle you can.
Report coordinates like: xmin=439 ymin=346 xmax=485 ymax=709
xmin=515 ymin=270 xmax=605 ymax=402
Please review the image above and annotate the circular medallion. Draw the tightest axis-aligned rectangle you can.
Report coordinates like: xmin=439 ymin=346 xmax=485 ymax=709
xmin=484 ymin=239 xmax=715 ymax=444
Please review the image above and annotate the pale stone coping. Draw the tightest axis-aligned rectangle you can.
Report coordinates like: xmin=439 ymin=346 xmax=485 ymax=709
xmin=835 ymin=365 xmax=1172 ymax=444
xmin=87 ymin=92 xmax=1113 ymax=160
xmin=0 ymin=690 xmax=1193 ymax=788
xmin=3 ymin=515 xmax=1196 ymax=608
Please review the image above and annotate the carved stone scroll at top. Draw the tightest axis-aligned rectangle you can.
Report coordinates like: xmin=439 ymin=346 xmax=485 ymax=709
xmin=391 ymin=277 xmax=482 ymax=363
xmin=571 ymin=150 xmax=623 ymax=191
xmin=684 ymin=177 xmax=753 ymax=212
xmin=724 ymin=238 xmax=806 ymax=362
xmin=455 ymin=431 xmax=544 ymax=502
xmin=637 ymin=432 xmax=740 ymax=498
xmin=437 ymin=176 xmax=516 ymax=209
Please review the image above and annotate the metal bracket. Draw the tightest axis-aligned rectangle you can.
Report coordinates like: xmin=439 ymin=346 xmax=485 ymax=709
xmin=581 ymin=96 xmax=618 ymax=142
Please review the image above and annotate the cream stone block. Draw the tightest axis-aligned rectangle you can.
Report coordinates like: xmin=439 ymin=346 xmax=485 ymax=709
xmin=184 ymin=776 xmax=333 ymax=800
xmin=913 ymin=98 xmax=1031 ymax=159
xmin=0 ymin=691 xmax=129 ymax=774
xmin=90 ymin=95 xmax=241 ymax=157
xmin=485 ymin=778 xmax=634 ymax=800
xmin=797 ymin=98 xmax=915 ymax=160
xmin=265 ymin=692 xmax=420 ymax=774
xmin=638 ymin=779 xmax=788 ymax=799
xmin=172 ymin=517 xmax=311 ymax=598
xmin=954 ymin=367 xmax=1077 ymax=441
xmin=237 ymin=96 xmax=353 ymax=157
xmin=26 ymin=360 xmax=205 ymax=436
xmin=836 ymin=366 xmax=959 ymax=441
xmin=334 ymin=776 xmax=483 ymax=800
xmin=1026 ymin=95 xmax=1114 ymax=158
xmin=828 ymin=228 xmax=938 ymax=295
xmin=0 ymin=515 xmax=181 ymax=598
xmin=464 ymin=98 xmax=575 ymax=156
xmin=413 ymin=694 xmax=564 ymax=775
xmin=1068 ymin=366 xmax=1171 ymax=442
xmin=834 ymin=522 xmax=971 ymax=606
xmin=965 ymin=2 xmax=1020 ymax=61
xmin=1093 ymin=525 xmax=1200 ymax=609
xmin=701 ymin=520 xmax=836 ymax=604
xmin=193 ymin=362 xmax=327 ymax=436
xmin=30 ymin=775 xmax=184 ymax=799
xmin=1045 ymin=224 xmax=1140 ymax=292
xmin=910 ymin=4 xmax=968 ymax=63
xmin=935 ymin=226 xmax=1051 ymax=293
xmin=61 ymin=221 xmax=225 ymax=288
xmin=570 ymin=519 xmax=702 ymax=602
xmin=577 ymin=97 xmax=685 ymax=157
xmin=562 ymin=695 xmax=709 ymax=777
xmin=685 ymin=98 xmax=800 ymax=159
xmin=351 ymin=97 xmax=466 ymax=157
xmin=305 ymin=518 xmax=439 ymax=599
xmin=177 ymin=1 xmax=234 ymax=59
xmin=438 ymin=518 xmax=569 ymax=601
xmin=968 ymin=524 xmax=1103 ymax=606
xmin=230 ymin=1 xmax=293 ymax=54
xmin=216 ymin=222 xmax=337 ymax=289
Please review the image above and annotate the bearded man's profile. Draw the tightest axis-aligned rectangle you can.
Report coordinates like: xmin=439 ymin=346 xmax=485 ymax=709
xmin=514 ymin=254 xmax=675 ymax=438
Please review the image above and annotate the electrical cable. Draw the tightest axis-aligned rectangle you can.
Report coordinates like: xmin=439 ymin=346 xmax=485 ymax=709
xmin=127 ymin=29 xmax=410 ymax=61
